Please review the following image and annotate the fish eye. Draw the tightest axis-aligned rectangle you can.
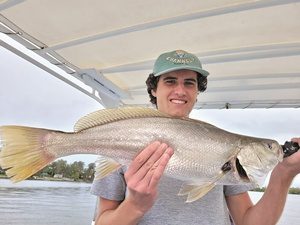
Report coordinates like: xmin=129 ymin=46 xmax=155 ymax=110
xmin=267 ymin=143 xmax=273 ymax=149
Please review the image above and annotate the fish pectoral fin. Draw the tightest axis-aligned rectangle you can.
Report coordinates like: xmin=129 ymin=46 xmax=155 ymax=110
xmin=178 ymin=172 xmax=226 ymax=203
xmin=178 ymin=183 xmax=200 ymax=196
xmin=95 ymin=156 xmax=121 ymax=180
xmin=178 ymin=183 xmax=216 ymax=203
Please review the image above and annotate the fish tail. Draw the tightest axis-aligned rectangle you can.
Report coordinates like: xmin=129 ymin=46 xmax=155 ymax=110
xmin=0 ymin=126 xmax=57 ymax=183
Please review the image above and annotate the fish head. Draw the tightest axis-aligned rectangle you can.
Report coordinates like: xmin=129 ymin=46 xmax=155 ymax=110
xmin=235 ymin=138 xmax=283 ymax=186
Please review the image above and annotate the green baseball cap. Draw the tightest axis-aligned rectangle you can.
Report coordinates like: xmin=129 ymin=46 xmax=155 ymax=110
xmin=153 ymin=50 xmax=209 ymax=77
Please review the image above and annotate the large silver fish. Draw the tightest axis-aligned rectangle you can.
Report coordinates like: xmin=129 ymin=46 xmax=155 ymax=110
xmin=0 ymin=107 xmax=283 ymax=202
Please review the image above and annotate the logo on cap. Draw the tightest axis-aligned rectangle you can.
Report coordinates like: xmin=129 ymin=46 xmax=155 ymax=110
xmin=166 ymin=50 xmax=195 ymax=64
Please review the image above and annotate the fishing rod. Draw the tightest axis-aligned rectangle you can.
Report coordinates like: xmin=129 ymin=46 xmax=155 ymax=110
xmin=282 ymin=141 xmax=300 ymax=158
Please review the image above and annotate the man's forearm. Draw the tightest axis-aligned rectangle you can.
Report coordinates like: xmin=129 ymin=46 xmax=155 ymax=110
xmin=95 ymin=198 xmax=145 ymax=225
xmin=243 ymin=164 xmax=293 ymax=225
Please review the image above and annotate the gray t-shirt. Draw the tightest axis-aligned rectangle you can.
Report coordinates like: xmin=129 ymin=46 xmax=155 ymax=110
xmin=91 ymin=166 xmax=253 ymax=225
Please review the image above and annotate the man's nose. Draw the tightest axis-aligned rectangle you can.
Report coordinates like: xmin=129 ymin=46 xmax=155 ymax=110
xmin=173 ymin=83 xmax=186 ymax=96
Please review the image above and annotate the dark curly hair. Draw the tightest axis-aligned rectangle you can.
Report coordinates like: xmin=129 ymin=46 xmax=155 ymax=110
xmin=146 ymin=73 xmax=208 ymax=106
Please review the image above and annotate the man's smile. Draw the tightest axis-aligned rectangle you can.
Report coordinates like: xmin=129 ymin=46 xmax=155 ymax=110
xmin=170 ymin=99 xmax=187 ymax=104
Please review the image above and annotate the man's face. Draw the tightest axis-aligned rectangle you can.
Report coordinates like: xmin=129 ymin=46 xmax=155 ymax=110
xmin=152 ymin=70 xmax=198 ymax=117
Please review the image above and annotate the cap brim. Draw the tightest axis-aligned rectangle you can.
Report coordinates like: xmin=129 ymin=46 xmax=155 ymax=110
xmin=154 ymin=66 xmax=209 ymax=77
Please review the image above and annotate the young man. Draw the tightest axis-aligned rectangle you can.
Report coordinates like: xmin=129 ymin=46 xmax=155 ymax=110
xmin=91 ymin=50 xmax=300 ymax=225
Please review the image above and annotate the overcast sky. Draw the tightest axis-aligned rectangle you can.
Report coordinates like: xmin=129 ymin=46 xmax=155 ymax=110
xmin=1 ymin=44 xmax=300 ymax=186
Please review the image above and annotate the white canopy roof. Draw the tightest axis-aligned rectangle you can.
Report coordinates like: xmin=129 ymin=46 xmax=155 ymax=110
xmin=1 ymin=0 xmax=300 ymax=109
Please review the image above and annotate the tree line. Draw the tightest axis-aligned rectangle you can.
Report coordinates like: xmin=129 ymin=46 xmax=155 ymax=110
xmin=0 ymin=159 xmax=96 ymax=182
xmin=252 ymin=186 xmax=300 ymax=195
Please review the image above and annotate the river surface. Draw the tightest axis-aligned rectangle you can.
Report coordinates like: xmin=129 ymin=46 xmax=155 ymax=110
xmin=0 ymin=179 xmax=97 ymax=225
xmin=0 ymin=179 xmax=299 ymax=225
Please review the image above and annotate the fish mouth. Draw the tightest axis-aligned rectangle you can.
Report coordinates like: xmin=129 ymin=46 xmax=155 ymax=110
xmin=235 ymin=158 xmax=250 ymax=182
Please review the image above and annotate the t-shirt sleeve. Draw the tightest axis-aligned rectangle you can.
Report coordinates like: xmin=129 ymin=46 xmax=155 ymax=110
xmin=90 ymin=165 xmax=127 ymax=201
xmin=224 ymin=184 xmax=256 ymax=196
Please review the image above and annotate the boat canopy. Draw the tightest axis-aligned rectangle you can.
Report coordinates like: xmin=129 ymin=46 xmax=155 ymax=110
xmin=1 ymin=0 xmax=300 ymax=109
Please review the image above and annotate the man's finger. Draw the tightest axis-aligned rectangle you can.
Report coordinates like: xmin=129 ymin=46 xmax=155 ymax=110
xmin=148 ymin=147 xmax=174 ymax=189
xmin=126 ymin=141 xmax=161 ymax=178
xmin=131 ymin=143 xmax=168 ymax=183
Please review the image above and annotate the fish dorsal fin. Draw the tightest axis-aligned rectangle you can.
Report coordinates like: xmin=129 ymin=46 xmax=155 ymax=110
xmin=74 ymin=107 xmax=170 ymax=132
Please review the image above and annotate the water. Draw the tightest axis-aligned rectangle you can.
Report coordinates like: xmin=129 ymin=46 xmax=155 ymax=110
xmin=249 ymin=191 xmax=300 ymax=225
xmin=0 ymin=179 xmax=97 ymax=225
xmin=0 ymin=179 xmax=299 ymax=225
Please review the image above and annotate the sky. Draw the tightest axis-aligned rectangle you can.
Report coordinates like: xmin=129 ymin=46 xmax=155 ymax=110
xmin=1 ymin=40 xmax=300 ymax=186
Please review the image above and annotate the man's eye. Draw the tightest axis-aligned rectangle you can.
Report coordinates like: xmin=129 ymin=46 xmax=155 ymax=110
xmin=165 ymin=80 xmax=176 ymax=84
xmin=185 ymin=81 xmax=196 ymax=86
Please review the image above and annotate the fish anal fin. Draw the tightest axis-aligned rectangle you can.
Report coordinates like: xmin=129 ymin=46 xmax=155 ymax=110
xmin=95 ymin=157 xmax=121 ymax=180
xmin=178 ymin=183 xmax=216 ymax=203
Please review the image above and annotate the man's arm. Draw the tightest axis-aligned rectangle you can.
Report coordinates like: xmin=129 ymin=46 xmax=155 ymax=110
xmin=227 ymin=137 xmax=300 ymax=225
xmin=94 ymin=197 xmax=144 ymax=225
xmin=94 ymin=141 xmax=174 ymax=225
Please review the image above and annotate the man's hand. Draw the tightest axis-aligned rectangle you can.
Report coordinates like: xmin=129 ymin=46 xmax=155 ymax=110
xmin=278 ymin=137 xmax=300 ymax=178
xmin=124 ymin=141 xmax=174 ymax=214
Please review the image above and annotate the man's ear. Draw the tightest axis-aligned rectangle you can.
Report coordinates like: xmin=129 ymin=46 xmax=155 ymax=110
xmin=151 ymin=89 xmax=157 ymax=97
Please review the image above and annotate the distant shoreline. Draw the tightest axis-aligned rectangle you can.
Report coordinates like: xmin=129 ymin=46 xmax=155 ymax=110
xmin=249 ymin=187 xmax=300 ymax=195
xmin=0 ymin=175 xmax=91 ymax=183
xmin=1 ymin=175 xmax=299 ymax=193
